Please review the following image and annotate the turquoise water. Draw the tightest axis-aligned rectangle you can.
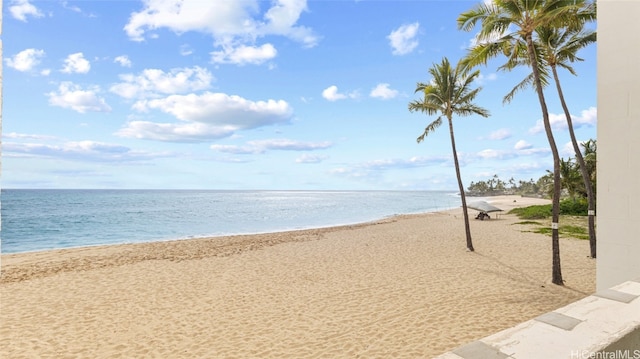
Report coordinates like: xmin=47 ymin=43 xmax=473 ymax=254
xmin=0 ymin=189 xmax=460 ymax=254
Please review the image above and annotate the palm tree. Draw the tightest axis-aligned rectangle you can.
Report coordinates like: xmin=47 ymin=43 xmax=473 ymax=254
xmin=458 ymin=0 xmax=587 ymax=285
xmin=408 ymin=57 xmax=490 ymax=252
xmin=558 ymin=158 xmax=583 ymax=200
xmin=500 ymin=21 xmax=597 ymax=258
xmin=582 ymin=139 xmax=597 ymax=187
xmin=539 ymin=25 xmax=597 ymax=257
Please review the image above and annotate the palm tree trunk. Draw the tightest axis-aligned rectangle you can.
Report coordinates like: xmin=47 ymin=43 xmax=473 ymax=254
xmin=526 ymin=33 xmax=563 ymax=285
xmin=551 ymin=65 xmax=597 ymax=259
xmin=448 ymin=116 xmax=474 ymax=252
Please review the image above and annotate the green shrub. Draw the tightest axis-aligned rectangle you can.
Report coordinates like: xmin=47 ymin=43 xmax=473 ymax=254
xmin=559 ymin=198 xmax=589 ymax=216
xmin=509 ymin=199 xmax=589 ymax=219
xmin=508 ymin=204 xmax=552 ymax=219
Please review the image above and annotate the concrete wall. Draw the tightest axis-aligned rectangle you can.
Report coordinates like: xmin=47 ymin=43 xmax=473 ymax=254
xmin=596 ymin=0 xmax=640 ymax=291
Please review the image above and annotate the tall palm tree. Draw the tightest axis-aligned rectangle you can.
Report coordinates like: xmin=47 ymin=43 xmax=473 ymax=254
xmin=408 ymin=57 xmax=490 ymax=252
xmin=458 ymin=0 xmax=586 ymax=285
xmin=501 ymin=23 xmax=597 ymax=258
xmin=539 ymin=25 xmax=597 ymax=258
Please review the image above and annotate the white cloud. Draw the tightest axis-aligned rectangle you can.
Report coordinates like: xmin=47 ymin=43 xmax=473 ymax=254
xmin=211 ymin=139 xmax=332 ymax=155
xmin=61 ymin=52 xmax=91 ymax=74
xmin=117 ymin=92 xmax=294 ymax=142
xmin=124 ymin=0 xmax=318 ymax=66
xmin=47 ymin=82 xmax=112 ymax=113
xmin=2 ymin=132 xmax=57 ymax=140
xmin=475 ymin=72 xmax=498 ymax=84
xmin=117 ymin=121 xmax=236 ymax=142
xmin=477 ymin=149 xmax=501 ymax=159
xmin=295 ymin=154 xmax=328 ymax=163
xmin=111 ymin=66 xmax=213 ymax=99
xmin=322 ymin=85 xmax=358 ymax=101
xmin=9 ymin=0 xmax=44 ymax=22
xmin=180 ymin=44 xmax=194 ymax=56
xmin=210 ymin=144 xmax=262 ymax=155
xmin=5 ymin=48 xmax=45 ymax=72
xmin=388 ymin=22 xmax=419 ymax=55
xmin=211 ymin=43 xmax=277 ymax=65
xmin=514 ymin=140 xmax=532 ymax=150
xmin=248 ymin=139 xmax=332 ymax=151
xmin=114 ymin=55 xmax=132 ymax=67
xmin=529 ymin=107 xmax=597 ymax=134
xmin=3 ymin=140 xmax=167 ymax=162
xmin=322 ymin=86 xmax=346 ymax=101
xmin=574 ymin=106 xmax=598 ymax=126
xmin=488 ymin=128 xmax=511 ymax=140
xmin=370 ymin=83 xmax=398 ymax=100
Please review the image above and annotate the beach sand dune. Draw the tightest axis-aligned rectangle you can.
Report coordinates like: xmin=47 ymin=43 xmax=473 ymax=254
xmin=0 ymin=196 xmax=595 ymax=358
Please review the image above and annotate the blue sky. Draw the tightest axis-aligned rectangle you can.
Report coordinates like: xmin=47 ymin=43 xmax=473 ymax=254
xmin=2 ymin=0 xmax=596 ymax=190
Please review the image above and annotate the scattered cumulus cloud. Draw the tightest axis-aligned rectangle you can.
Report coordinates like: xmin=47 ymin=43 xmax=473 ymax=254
xmin=124 ymin=0 xmax=318 ymax=66
xmin=180 ymin=44 xmax=194 ymax=56
xmin=387 ymin=22 xmax=420 ymax=55
xmin=477 ymin=149 xmax=502 ymax=159
xmin=328 ymin=155 xmax=450 ymax=183
xmin=9 ymin=0 xmax=44 ymax=22
xmin=487 ymin=128 xmax=511 ymax=140
xmin=3 ymin=140 xmax=169 ymax=162
xmin=475 ymin=72 xmax=497 ymax=84
xmin=249 ymin=138 xmax=332 ymax=151
xmin=364 ymin=156 xmax=450 ymax=170
xmin=3 ymin=132 xmax=57 ymax=140
xmin=210 ymin=144 xmax=262 ymax=155
xmin=295 ymin=154 xmax=328 ymax=163
xmin=117 ymin=93 xmax=294 ymax=142
xmin=211 ymin=43 xmax=277 ymax=66
xmin=62 ymin=1 xmax=83 ymax=13
xmin=5 ymin=48 xmax=45 ymax=72
xmin=111 ymin=66 xmax=213 ymax=99
xmin=322 ymin=85 xmax=358 ymax=101
xmin=47 ymin=82 xmax=112 ymax=113
xmin=370 ymin=83 xmax=398 ymax=100
xmin=514 ymin=140 xmax=532 ymax=150
xmin=114 ymin=55 xmax=132 ymax=67
xmin=61 ymin=52 xmax=91 ymax=74
xmin=529 ymin=107 xmax=597 ymax=134
xmin=211 ymin=139 xmax=332 ymax=155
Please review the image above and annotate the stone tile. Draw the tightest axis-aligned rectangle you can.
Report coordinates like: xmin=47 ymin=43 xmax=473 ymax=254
xmin=535 ymin=312 xmax=582 ymax=331
xmin=594 ymin=289 xmax=639 ymax=303
xmin=452 ymin=341 xmax=510 ymax=359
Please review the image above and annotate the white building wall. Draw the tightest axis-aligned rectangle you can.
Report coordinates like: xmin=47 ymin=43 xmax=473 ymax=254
xmin=597 ymin=0 xmax=640 ymax=290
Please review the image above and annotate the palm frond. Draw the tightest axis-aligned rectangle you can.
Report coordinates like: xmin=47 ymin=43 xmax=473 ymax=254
xmin=416 ymin=117 xmax=443 ymax=143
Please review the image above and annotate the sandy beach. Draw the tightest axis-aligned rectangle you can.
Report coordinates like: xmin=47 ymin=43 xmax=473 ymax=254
xmin=0 ymin=195 xmax=595 ymax=358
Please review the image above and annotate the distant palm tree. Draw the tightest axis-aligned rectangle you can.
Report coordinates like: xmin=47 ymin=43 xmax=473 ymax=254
xmin=458 ymin=0 xmax=587 ymax=285
xmin=582 ymin=139 xmax=597 ymax=194
xmin=408 ymin=57 xmax=490 ymax=252
xmin=558 ymin=158 xmax=583 ymax=200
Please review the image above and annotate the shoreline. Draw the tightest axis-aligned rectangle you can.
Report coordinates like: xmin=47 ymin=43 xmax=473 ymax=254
xmin=1 ymin=189 xmax=462 ymax=255
xmin=0 ymin=195 xmax=517 ymax=282
xmin=1 ymin=195 xmax=595 ymax=358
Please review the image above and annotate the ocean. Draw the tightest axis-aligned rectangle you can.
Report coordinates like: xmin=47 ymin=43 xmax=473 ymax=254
xmin=0 ymin=189 xmax=461 ymax=254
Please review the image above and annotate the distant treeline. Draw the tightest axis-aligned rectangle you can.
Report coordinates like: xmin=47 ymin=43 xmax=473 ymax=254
xmin=467 ymin=139 xmax=597 ymax=200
